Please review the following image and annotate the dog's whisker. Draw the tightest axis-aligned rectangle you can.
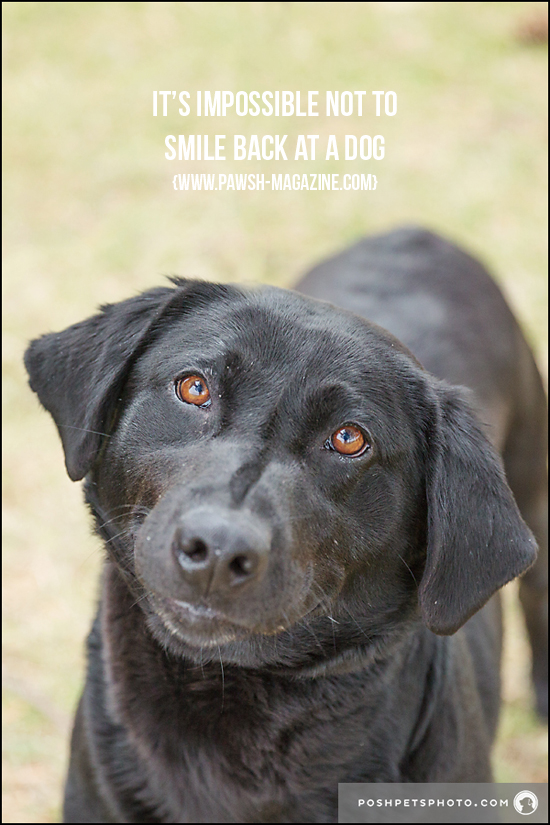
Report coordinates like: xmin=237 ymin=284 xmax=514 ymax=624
xmin=340 ymin=604 xmax=371 ymax=642
xmin=61 ymin=424 xmax=112 ymax=437
xmin=129 ymin=591 xmax=149 ymax=610
xmin=104 ymin=528 xmax=135 ymax=546
xmin=98 ymin=515 xmax=130 ymax=530
xmin=309 ymin=581 xmax=335 ymax=617
xmin=74 ymin=544 xmax=104 ymax=574
xmin=300 ymin=620 xmax=325 ymax=653
xmin=217 ymin=646 xmax=225 ymax=714
xmin=396 ymin=552 xmax=418 ymax=586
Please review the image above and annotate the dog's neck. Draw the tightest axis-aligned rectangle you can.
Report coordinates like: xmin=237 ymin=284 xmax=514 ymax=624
xmin=96 ymin=562 xmax=443 ymax=812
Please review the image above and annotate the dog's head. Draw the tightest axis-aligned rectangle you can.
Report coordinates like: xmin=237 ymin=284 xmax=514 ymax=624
xmin=25 ymin=279 xmax=536 ymax=670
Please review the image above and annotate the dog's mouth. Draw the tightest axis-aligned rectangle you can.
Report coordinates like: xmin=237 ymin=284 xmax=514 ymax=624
xmin=170 ymin=600 xmax=223 ymax=622
xmin=146 ymin=591 xmax=323 ymax=648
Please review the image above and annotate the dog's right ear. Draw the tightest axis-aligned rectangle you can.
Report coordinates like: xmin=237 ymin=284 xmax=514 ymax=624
xmin=418 ymin=382 xmax=537 ymax=635
xmin=24 ymin=286 xmax=177 ymax=482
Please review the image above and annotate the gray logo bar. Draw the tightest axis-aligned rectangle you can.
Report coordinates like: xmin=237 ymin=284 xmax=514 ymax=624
xmin=338 ymin=783 xmax=548 ymax=823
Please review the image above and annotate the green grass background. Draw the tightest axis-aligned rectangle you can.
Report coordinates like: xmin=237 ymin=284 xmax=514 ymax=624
xmin=3 ymin=2 xmax=548 ymax=822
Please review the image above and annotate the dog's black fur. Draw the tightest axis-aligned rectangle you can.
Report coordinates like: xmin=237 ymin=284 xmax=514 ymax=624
xmin=25 ymin=228 xmax=547 ymax=823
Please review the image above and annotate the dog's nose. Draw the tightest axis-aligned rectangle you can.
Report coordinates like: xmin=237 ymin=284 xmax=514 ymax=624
xmin=171 ymin=510 xmax=269 ymax=597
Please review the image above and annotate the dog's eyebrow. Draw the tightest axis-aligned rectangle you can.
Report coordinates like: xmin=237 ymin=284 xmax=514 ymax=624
xmin=298 ymin=384 xmax=358 ymax=432
xmin=220 ymin=350 xmax=245 ymax=383
xmin=217 ymin=349 xmax=269 ymax=431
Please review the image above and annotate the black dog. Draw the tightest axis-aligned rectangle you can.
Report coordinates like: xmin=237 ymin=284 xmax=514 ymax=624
xmin=25 ymin=228 xmax=547 ymax=823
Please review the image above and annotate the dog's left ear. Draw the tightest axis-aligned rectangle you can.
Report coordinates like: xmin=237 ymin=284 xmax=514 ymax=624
xmin=419 ymin=383 xmax=537 ymax=635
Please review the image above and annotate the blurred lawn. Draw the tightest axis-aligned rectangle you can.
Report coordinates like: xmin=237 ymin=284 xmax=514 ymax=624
xmin=2 ymin=2 xmax=548 ymax=822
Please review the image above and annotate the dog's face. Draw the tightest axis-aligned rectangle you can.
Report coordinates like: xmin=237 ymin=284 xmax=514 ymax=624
xmin=96 ymin=286 xmax=428 ymax=655
xmin=25 ymin=280 xmax=536 ymax=671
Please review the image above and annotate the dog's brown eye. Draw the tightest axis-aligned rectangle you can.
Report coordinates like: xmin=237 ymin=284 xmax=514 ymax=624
xmin=329 ymin=425 xmax=369 ymax=456
xmin=176 ymin=375 xmax=211 ymax=407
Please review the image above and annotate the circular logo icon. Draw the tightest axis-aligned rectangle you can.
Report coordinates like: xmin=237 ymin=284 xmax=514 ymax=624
xmin=513 ymin=791 xmax=538 ymax=816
